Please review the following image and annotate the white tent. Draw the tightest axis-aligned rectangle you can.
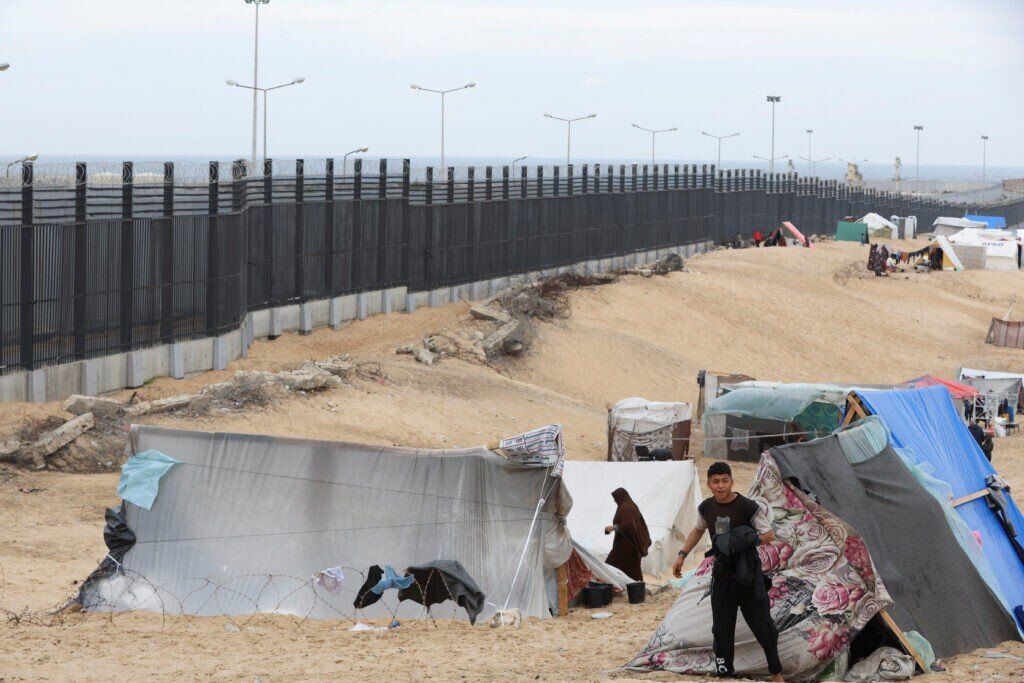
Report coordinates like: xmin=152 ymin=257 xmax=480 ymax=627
xmin=860 ymin=212 xmax=899 ymax=240
xmin=561 ymin=460 xmax=707 ymax=576
xmin=947 ymin=228 xmax=1021 ymax=272
xmin=80 ymin=424 xmax=594 ymax=622
xmin=607 ymin=397 xmax=693 ymax=461
xmin=932 ymin=216 xmax=988 ymax=237
xmin=959 ymin=368 xmax=1024 ymax=381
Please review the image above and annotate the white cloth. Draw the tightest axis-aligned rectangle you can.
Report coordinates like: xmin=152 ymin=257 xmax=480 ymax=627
xmin=312 ymin=566 xmax=345 ymax=594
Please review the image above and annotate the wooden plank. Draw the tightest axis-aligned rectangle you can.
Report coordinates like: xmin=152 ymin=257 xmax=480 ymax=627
xmin=879 ymin=609 xmax=928 ymax=672
xmin=843 ymin=395 xmax=868 ymax=426
xmin=952 ymin=489 xmax=989 ymax=508
xmin=557 ymin=563 xmax=569 ymax=617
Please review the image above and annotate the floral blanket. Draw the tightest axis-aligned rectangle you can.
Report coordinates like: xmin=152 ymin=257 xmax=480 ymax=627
xmin=623 ymin=455 xmax=891 ymax=681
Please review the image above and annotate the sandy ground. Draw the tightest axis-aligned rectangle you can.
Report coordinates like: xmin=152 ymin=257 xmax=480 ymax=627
xmin=2 ymin=240 xmax=1024 ymax=681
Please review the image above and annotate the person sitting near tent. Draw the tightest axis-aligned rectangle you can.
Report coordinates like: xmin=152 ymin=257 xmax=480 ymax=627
xmin=672 ymin=462 xmax=784 ymax=683
xmin=603 ymin=488 xmax=652 ymax=582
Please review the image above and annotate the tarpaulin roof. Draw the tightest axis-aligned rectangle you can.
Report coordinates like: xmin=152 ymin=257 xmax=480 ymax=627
xmin=964 ymin=214 xmax=1007 ymax=230
xmin=855 ymin=386 xmax=1024 ymax=626
xmin=932 ymin=216 xmax=988 ymax=230
xmin=901 ymin=374 xmax=979 ymax=399
xmin=704 ymin=383 xmax=849 ymax=423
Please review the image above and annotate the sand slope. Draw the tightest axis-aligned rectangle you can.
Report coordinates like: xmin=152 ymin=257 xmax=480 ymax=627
xmin=2 ymin=240 xmax=1023 ymax=681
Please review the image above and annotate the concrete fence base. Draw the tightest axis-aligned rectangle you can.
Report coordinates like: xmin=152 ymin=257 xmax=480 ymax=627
xmin=0 ymin=242 xmax=712 ymax=403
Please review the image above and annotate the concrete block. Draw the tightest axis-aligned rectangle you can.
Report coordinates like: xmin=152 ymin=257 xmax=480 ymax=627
xmin=126 ymin=352 xmax=144 ymax=388
xmin=309 ymin=300 xmax=330 ymax=328
xmin=450 ymin=285 xmax=461 ymax=304
xmin=405 ymin=293 xmax=417 ymax=314
xmin=300 ymin=303 xmax=314 ymax=334
xmin=365 ymin=290 xmax=384 ymax=317
xmin=181 ymin=337 xmax=215 ymax=375
xmin=250 ymin=310 xmax=270 ymax=339
xmin=80 ymin=360 xmax=98 ymax=395
xmin=0 ymin=374 xmax=25 ymax=402
xmin=212 ymin=337 xmax=228 ymax=371
xmin=95 ymin=355 xmax=127 ymax=395
xmin=64 ymin=394 xmax=121 ymax=417
xmin=382 ymin=290 xmax=393 ymax=314
xmin=329 ymin=298 xmax=343 ymax=329
xmin=269 ymin=309 xmax=283 ymax=338
xmin=384 ymin=287 xmax=407 ymax=313
xmin=356 ymin=293 xmax=368 ymax=320
xmin=169 ymin=344 xmax=185 ymax=379
xmin=45 ymin=363 xmax=80 ymax=403
xmin=28 ymin=369 xmax=46 ymax=403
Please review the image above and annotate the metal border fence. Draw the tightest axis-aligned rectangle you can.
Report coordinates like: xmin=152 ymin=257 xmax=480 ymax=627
xmin=2 ymin=157 xmax=1023 ymax=375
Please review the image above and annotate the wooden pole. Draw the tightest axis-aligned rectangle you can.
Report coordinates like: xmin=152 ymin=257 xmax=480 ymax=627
xmin=557 ymin=563 xmax=569 ymax=617
xmin=879 ymin=609 xmax=928 ymax=672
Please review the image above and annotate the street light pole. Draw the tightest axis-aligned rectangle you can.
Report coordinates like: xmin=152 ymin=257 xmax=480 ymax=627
xmin=913 ymin=125 xmax=923 ymax=192
xmin=227 ymin=77 xmax=305 ymax=165
xmin=342 ymin=146 xmax=369 ymax=176
xmin=981 ymin=135 xmax=989 ymax=186
xmin=4 ymin=153 xmax=38 ymax=179
xmin=244 ymin=0 xmax=270 ymax=173
xmin=410 ymin=82 xmax=476 ymax=173
xmin=766 ymin=96 xmax=781 ymax=173
xmin=632 ymin=124 xmax=678 ymax=167
xmin=798 ymin=156 xmax=830 ymax=177
xmin=544 ymin=113 xmax=597 ymax=167
xmin=805 ymin=129 xmax=814 ymax=175
xmin=701 ymin=131 xmax=740 ymax=170
xmin=512 ymin=155 xmax=528 ymax=173
xmin=754 ymin=153 xmax=788 ymax=172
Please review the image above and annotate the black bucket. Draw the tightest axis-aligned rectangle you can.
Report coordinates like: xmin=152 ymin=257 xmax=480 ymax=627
xmin=601 ymin=583 xmax=613 ymax=605
xmin=583 ymin=585 xmax=605 ymax=608
xmin=627 ymin=581 xmax=646 ymax=604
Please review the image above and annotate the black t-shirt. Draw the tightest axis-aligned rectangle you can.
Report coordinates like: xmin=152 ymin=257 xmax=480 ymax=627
xmin=697 ymin=493 xmax=762 ymax=544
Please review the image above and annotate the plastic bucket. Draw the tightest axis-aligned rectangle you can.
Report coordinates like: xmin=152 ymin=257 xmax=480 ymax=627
xmin=627 ymin=581 xmax=646 ymax=604
xmin=583 ymin=585 xmax=605 ymax=608
xmin=601 ymin=583 xmax=613 ymax=605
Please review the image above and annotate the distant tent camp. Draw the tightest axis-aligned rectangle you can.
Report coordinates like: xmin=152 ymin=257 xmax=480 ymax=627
xmin=964 ymin=214 xmax=1008 ymax=230
xmin=946 ymin=228 xmax=1021 ymax=271
xmin=624 ymin=444 xmax=893 ymax=680
xmin=766 ymin=221 xmax=812 ymax=248
xmin=860 ymin=213 xmax=899 ymax=240
xmin=78 ymin=424 xmax=624 ymax=622
xmin=562 ymin=460 xmax=707 ymax=576
xmin=848 ymin=387 xmax=1024 ymax=630
xmin=606 ymin=397 xmax=693 ymax=461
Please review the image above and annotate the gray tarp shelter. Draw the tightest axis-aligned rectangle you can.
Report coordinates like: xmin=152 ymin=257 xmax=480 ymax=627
xmin=80 ymin=425 xmax=578 ymax=622
xmin=771 ymin=419 xmax=1020 ymax=659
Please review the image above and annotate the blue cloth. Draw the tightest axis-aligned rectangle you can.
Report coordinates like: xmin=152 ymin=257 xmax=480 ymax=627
xmin=370 ymin=565 xmax=414 ymax=595
xmin=117 ymin=450 xmax=181 ymax=510
xmin=857 ymin=386 xmax=1024 ymax=627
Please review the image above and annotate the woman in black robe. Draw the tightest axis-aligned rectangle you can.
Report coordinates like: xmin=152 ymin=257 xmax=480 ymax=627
xmin=603 ymin=488 xmax=652 ymax=581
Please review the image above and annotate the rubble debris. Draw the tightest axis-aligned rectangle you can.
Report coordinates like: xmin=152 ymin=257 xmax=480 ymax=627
xmin=124 ymin=394 xmax=200 ymax=417
xmin=481 ymin=320 xmax=523 ymax=357
xmin=396 ymin=344 xmax=416 ymax=355
xmin=21 ymin=413 xmax=95 ymax=469
xmin=470 ymin=304 xmax=511 ymax=324
xmin=415 ymin=349 xmax=436 ymax=365
xmin=62 ymin=394 xmax=122 ymax=417
xmin=651 ymin=252 xmax=685 ymax=274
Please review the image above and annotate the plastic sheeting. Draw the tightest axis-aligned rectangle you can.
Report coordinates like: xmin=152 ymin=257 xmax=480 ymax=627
xmin=81 ymin=425 xmax=573 ymax=621
xmin=607 ymin=398 xmax=692 ymax=462
xmin=562 ymin=461 xmax=707 ymax=576
xmin=856 ymin=387 xmax=1024 ymax=625
xmin=705 ymin=383 xmax=849 ymax=425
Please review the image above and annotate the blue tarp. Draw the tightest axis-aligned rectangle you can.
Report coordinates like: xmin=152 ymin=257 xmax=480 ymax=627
xmin=117 ymin=450 xmax=180 ymax=510
xmin=857 ymin=386 xmax=1024 ymax=625
xmin=964 ymin=214 xmax=1007 ymax=229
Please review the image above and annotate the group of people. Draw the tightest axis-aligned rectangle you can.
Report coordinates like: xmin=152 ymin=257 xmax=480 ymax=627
xmin=603 ymin=464 xmax=784 ymax=682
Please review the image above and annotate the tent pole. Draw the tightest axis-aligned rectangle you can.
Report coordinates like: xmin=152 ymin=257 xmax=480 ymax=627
xmin=557 ymin=563 xmax=569 ymax=617
xmin=878 ymin=609 xmax=928 ymax=672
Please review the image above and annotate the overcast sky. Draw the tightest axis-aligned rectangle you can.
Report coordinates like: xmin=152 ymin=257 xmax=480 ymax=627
xmin=1 ymin=0 xmax=1021 ymax=167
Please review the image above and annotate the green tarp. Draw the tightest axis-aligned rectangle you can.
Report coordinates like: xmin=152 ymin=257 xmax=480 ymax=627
xmin=837 ymin=221 xmax=867 ymax=242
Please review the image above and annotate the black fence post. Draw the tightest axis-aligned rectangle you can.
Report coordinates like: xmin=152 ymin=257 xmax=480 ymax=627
xmin=231 ymin=159 xmax=246 ymax=213
xmin=325 ymin=157 xmax=335 ymax=294
xmin=206 ymin=161 xmax=219 ymax=336
xmin=263 ymin=158 xmax=273 ymax=204
xmin=553 ymin=166 xmax=560 ymax=197
xmin=537 ymin=166 xmax=545 ymax=197
xmin=73 ymin=162 xmax=88 ymax=358
xmin=402 ymin=159 xmax=411 ymax=199
xmin=378 ymin=158 xmax=387 ymax=200
xmin=501 ymin=166 xmax=509 ymax=200
xmin=159 ymin=163 xmax=174 ymax=344
xmin=642 ymin=164 xmax=648 ymax=191
xmin=467 ymin=166 xmax=475 ymax=202
xmin=294 ymin=158 xmax=305 ymax=299
xmin=582 ymin=164 xmax=588 ymax=194
xmin=520 ymin=166 xmax=527 ymax=198
xmin=19 ymin=161 xmax=34 ymax=368
xmin=262 ymin=159 xmax=273 ymax=303
xmin=594 ymin=164 xmax=601 ymax=193
xmin=485 ymin=166 xmax=493 ymax=200
xmin=568 ymin=164 xmax=575 ymax=196
xmin=632 ymin=164 xmax=638 ymax=192
xmin=620 ymin=165 xmax=627 ymax=193
xmin=119 ymin=161 xmax=135 ymax=351
xmin=447 ymin=167 xmax=455 ymax=203
xmin=423 ymin=165 xmax=432 ymax=204
xmin=377 ymin=159 xmax=388 ymax=288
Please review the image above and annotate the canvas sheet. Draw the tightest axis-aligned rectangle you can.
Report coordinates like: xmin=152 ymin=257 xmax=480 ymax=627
xmin=771 ymin=421 xmax=1020 ymax=658
xmin=562 ymin=461 xmax=707 ymax=576
xmin=81 ymin=425 xmax=573 ymax=621
xmin=625 ymin=455 xmax=889 ymax=681
xmin=856 ymin=387 xmax=1024 ymax=628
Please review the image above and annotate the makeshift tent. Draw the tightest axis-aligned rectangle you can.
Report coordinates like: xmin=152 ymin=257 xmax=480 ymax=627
xmin=960 ymin=368 xmax=1024 ymax=381
xmin=766 ymin=221 xmax=812 ymax=248
xmin=931 ymin=235 xmax=966 ymax=270
xmin=946 ymin=228 xmax=1021 ymax=272
xmin=901 ymin=374 xmax=979 ymax=400
xmin=624 ymin=452 xmax=892 ymax=680
xmin=606 ymin=397 xmax=693 ymax=461
xmin=931 ymin=216 xmax=988 ymax=237
xmin=965 ymin=214 xmax=1008 ymax=230
xmin=702 ymin=383 xmax=849 ymax=461
xmin=696 ymin=369 xmax=755 ymax=420
xmin=836 ymin=220 xmax=868 ymax=242
xmin=78 ymin=424 xmax=616 ymax=622
xmin=987 ymin=318 xmax=1024 ymax=350
xmin=562 ymin=461 xmax=706 ymax=576
xmin=860 ymin=213 xmax=898 ymax=240
xmin=771 ymin=417 xmax=1021 ymax=658
xmin=958 ymin=376 xmax=1023 ymax=424
xmin=849 ymin=387 xmax=1024 ymax=630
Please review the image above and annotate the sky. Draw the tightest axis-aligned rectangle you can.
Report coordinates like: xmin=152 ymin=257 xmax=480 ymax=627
xmin=1 ymin=0 xmax=1022 ymax=168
